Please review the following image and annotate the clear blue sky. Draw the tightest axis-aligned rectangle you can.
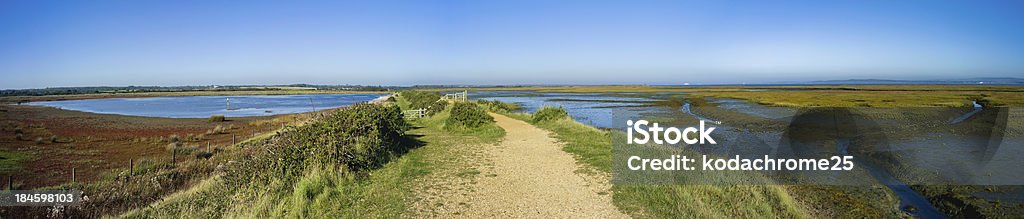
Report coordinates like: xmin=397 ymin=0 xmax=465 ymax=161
xmin=2 ymin=0 xmax=1023 ymax=89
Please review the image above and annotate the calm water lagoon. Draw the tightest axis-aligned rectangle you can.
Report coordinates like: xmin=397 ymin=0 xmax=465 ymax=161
xmin=470 ymin=91 xmax=664 ymax=128
xmin=27 ymin=94 xmax=384 ymax=118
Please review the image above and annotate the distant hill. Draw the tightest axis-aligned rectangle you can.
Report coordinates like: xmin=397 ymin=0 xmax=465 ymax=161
xmin=805 ymin=77 xmax=1024 ymax=85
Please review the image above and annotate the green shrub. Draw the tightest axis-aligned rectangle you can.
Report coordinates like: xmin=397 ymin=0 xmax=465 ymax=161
xmin=209 ymin=114 xmax=226 ymax=122
xmin=231 ymin=103 xmax=411 ymax=186
xmin=445 ymin=102 xmax=494 ymax=129
xmin=478 ymin=100 xmax=521 ymax=112
xmin=532 ymin=106 xmax=569 ymax=124
xmin=398 ymin=91 xmax=447 ymax=116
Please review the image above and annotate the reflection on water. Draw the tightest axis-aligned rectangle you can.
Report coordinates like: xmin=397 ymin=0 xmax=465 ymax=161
xmin=27 ymin=94 xmax=383 ymax=118
xmin=471 ymin=91 xmax=660 ymax=128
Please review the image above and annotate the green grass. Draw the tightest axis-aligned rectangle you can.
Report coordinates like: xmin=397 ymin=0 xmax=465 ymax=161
xmin=125 ymin=153 xmax=431 ymax=218
xmin=0 ymin=150 xmax=30 ymax=173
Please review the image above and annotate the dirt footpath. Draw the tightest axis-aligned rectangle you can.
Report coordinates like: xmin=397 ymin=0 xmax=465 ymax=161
xmin=411 ymin=113 xmax=627 ymax=218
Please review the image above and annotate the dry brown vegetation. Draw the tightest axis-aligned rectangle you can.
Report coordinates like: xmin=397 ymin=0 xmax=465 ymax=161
xmin=0 ymin=104 xmax=302 ymax=189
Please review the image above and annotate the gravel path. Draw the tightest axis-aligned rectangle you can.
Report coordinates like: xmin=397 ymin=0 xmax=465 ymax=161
xmin=411 ymin=113 xmax=627 ymax=218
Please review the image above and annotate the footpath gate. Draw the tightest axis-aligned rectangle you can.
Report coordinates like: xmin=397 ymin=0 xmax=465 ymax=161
xmin=404 ymin=108 xmax=426 ymax=119
xmin=402 ymin=90 xmax=468 ymax=119
xmin=440 ymin=90 xmax=468 ymax=102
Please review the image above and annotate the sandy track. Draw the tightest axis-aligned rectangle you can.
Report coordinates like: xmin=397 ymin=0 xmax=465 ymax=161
xmin=412 ymin=113 xmax=627 ymax=218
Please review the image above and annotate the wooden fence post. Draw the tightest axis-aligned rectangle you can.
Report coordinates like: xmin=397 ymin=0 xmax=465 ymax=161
xmin=7 ymin=175 xmax=11 ymax=190
xmin=129 ymin=159 xmax=134 ymax=178
xmin=71 ymin=168 xmax=76 ymax=184
xmin=232 ymin=134 xmax=236 ymax=145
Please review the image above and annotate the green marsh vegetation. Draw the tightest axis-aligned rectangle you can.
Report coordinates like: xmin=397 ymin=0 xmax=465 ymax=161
xmin=0 ymin=150 xmax=30 ymax=173
xmin=427 ymin=85 xmax=1024 ymax=107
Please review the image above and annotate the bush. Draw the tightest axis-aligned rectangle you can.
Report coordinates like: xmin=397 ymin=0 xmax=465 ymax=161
xmin=233 ymin=103 xmax=411 ymax=185
xmin=446 ymin=102 xmax=494 ymax=129
xmin=209 ymin=114 xmax=226 ymax=122
xmin=169 ymin=134 xmax=180 ymax=143
xmin=478 ymin=100 xmax=521 ymax=112
xmin=206 ymin=125 xmax=227 ymax=135
xmin=14 ymin=127 xmax=24 ymax=140
xmin=35 ymin=137 xmax=44 ymax=144
xmin=532 ymin=106 xmax=569 ymax=124
xmin=399 ymin=91 xmax=448 ymax=116
xmin=50 ymin=135 xmax=58 ymax=143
